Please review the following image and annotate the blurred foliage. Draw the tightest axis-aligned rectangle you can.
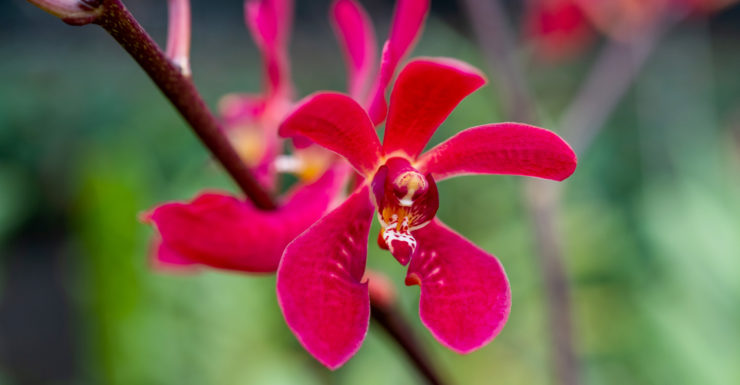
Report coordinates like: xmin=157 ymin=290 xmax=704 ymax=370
xmin=1 ymin=1 xmax=740 ymax=384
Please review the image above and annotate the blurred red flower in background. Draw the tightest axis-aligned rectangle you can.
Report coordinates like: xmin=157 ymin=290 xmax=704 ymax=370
xmin=145 ymin=0 xmax=429 ymax=273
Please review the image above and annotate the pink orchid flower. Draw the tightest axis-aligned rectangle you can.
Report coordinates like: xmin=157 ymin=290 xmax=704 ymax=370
xmin=145 ymin=0 xmax=429 ymax=273
xmin=276 ymin=57 xmax=578 ymax=369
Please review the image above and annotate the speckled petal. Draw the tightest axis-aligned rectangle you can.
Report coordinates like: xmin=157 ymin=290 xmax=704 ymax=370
xmin=277 ymin=187 xmax=374 ymax=369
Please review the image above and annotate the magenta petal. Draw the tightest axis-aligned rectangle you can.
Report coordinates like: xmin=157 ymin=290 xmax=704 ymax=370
xmin=366 ymin=0 xmax=430 ymax=125
xmin=246 ymin=0 xmax=293 ymax=98
xmin=150 ymin=237 xmax=199 ymax=272
xmin=147 ymin=166 xmax=346 ymax=273
xmin=406 ymin=219 xmax=511 ymax=353
xmin=331 ymin=0 xmax=377 ymax=101
xmin=279 ymin=92 xmax=383 ymax=176
xmin=384 ymin=58 xmax=486 ymax=159
xmin=417 ymin=123 xmax=577 ymax=182
xmin=277 ymin=187 xmax=374 ymax=369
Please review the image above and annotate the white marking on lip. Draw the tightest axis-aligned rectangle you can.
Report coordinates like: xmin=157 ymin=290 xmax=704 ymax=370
xmin=382 ymin=217 xmax=417 ymax=257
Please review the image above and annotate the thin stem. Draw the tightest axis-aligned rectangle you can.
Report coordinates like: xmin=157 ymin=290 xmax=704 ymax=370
xmin=370 ymin=303 xmax=445 ymax=385
xmin=94 ymin=0 xmax=276 ymax=209
xmin=461 ymin=0 xmax=537 ymax=123
xmin=463 ymin=2 xmax=679 ymax=385
xmin=523 ymin=179 xmax=578 ymax=385
xmin=560 ymin=13 xmax=681 ymax=153
xmin=166 ymin=0 xmax=192 ymax=77
xmin=461 ymin=1 xmax=579 ymax=384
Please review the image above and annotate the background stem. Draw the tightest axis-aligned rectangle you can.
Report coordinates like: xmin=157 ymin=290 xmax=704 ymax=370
xmin=461 ymin=1 xmax=577 ymax=384
xmin=371 ymin=302 xmax=445 ymax=385
xmin=94 ymin=0 xmax=276 ymax=210
xmin=460 ymin=0 xmax=537 ymax=123
xmin=462 ymin=2 xmax=678 ymax=385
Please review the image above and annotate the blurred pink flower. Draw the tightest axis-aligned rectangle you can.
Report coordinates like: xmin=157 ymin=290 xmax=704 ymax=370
xmin=276 ymin=58 xmax=578 ymax=369
xmin=146 ymin=0 xmax=341 ymax=274
xmin=145 ymin=0 xmax=430 ymax=274
xmin=217 ymin=0 xmax=294 ymax=190
xmin=577 ymin=0 xmax=738 ymax=39
xmin=524 ymin=0 xmax=594 ymax=62
xmin=526 ymin=0 xmax=738 ymax=60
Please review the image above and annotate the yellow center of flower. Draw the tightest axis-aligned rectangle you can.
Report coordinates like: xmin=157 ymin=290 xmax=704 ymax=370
xmin=229 ymin=126 xmax=265 ymax=166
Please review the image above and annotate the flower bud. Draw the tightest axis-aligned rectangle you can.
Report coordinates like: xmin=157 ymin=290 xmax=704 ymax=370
xmin=28 ymin=0 xmax=102 ymax=26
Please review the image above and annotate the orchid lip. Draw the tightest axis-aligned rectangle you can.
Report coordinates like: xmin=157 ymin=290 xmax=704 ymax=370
xmin=381 ymin=216 xmax=416 ymax=265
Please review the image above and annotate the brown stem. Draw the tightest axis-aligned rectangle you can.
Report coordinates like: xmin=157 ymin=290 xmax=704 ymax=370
xmin=461 ymin=1 xmax=579 ymax=384
xmin=370 ymin=303 xmax=445 ymax=385
xmin=94 ymin=0 xmax=276 ymax=209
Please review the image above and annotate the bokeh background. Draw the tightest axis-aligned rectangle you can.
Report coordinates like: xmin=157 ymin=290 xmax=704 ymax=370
xmin=1 ymin=0 xmax=739 ymax=384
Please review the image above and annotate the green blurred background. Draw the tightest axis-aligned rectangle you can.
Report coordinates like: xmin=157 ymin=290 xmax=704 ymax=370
xmin=1 ymin=0 xmax=739 ymax=384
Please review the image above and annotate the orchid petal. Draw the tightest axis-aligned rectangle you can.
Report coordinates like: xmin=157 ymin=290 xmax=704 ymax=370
xmin=384 ymin=58 xmax=486 ymax=159
xmin=406 ymin=219 xmax=511 ymax=353
xmin=279 ymin=92 xmax=382 ymax=176
xmin=277 ymin=187 xmax=374 ymax=369
xmin=417 ymin=123 xmax=577 ymax=182
xmin=331 ymin=0 xmax=377 ymax=101
xmin=147 ymin=166 xmax=347 ymax=273
xmin=246 ymin=0 xmax=293 ymax=98
xmin=150 ymin=237 xmax=199 ymax=271
xmin=366 ymin=0 xmax=430 ymax=125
